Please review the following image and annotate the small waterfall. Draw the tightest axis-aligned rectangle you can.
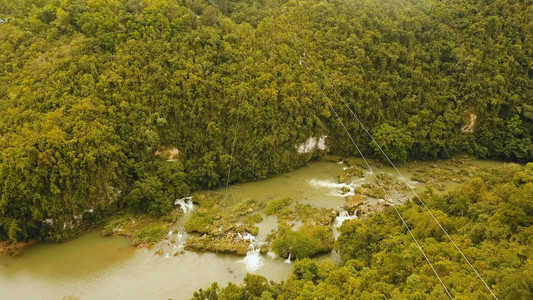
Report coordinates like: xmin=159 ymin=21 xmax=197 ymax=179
xmin=73 ymin=208 xmax=95 ymax=221
xmin=161 ymin=227 xmax=188 ymax=257
xmin=284 ymin=253 xmax=292 ymax=264
xmin=307 ymin=178 xmax=365 ymax=197
xmin=334 ymin=209 xmax=358 ymax=228
xmin=239 ymin=233 xmax=263 ymax=272
xmin=241 ymin=248 xmax=263 ymax=272
xmin=175 ymin=228 xmax=187 ymax=245
xmin=239 ymin=233 xmax=256 ymax=244
xmin=174 ymin=196 xmax=194 ymax=213
xmin=308 ymin=179 xmax=344 ymax=189
xmin=85 ymin=208 xmax=94 ymax=214
xmin=291 ymin=220 xmax=303 ymax=231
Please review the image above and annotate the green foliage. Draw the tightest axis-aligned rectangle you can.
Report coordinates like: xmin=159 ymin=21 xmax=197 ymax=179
xmin=294 ymin=204 xmax=336 ymax=226
xmin=371 ymin=124 xmax=414 ymax=162
xmin=191 ymin=193 xmax=219 ymax=208
xmin=184 ymin=205 xmax=221 ymax=234
xmin=197 ymin=163 xmax=533 ymax=299
xmin=1 ymin=0 xmax=532 ymax=244
xmin=184 ymin=193 xmax=261 ymax=254
xmin=185 ymin=233 xmax=250 ymax=255
xmin=265 ymin=197 xmax=292 ymax=216
xmin=243 ymin=213 xmax=263 ymax=225
xmin=131 ymin=221 xmax=168 ymax=245
xmin=272 ymin=224 xmax=334 ymax=259
xmin=229 ymin=198 xmax=261 ymax=218
xmin=100 ymin=212 xmax=177 ymax=246
xmin=124 ymin=160 xmax=190 ymax=215
xmin=336 ymin=213 xmax=394 ymax=264
xmin=124 ymin=176 xmax=168 ymax=216
xmin=243 ymin=213 xmax=263 ymax=236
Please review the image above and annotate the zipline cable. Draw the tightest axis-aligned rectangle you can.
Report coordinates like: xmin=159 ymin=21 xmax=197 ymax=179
xmin=271 ymin=1 xmax=453 ymax=297
xmin=209 ymin=79 xmax=246 ymax=300
xmin=279 ymin=3 xmax=498 ymax=299
xmin=223 ymin=83 xmax=245 ymax=207
xmin=298 ymin=50 xmax=454 ymax=300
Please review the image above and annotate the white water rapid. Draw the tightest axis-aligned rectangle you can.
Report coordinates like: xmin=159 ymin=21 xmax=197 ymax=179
xmin=174 ymin=196 xmax=194 ymax=213
xmin=334 ymin=209 xmax=358 ymax=228
xmin=239 ymin=233 xmax=263 ymax=272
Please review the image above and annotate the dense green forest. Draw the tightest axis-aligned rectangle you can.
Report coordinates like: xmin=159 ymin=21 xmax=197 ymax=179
xmin=0 ymin=0 xmax=532 ymax=242
xmin=193 ymin=163 xmax=533 ymax=299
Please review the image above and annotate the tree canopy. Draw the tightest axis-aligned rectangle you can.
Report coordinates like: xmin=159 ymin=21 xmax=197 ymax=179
xmin=0 ymin=0 xmax=532 ymax=242
xmin=194 ymin=163 xmax=533 ymax=299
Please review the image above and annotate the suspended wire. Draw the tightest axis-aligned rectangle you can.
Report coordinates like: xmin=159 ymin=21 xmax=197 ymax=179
xmin=270 ymin=1 xmax=454 ymax=298
xmin=299 ymin=49 xmax=453 ymax=300
xmin=209 ymin=80 xmax=246 ymax=300
xmin=222 ymin=84 xmax=245 ymax=207
xmin=278 ymin=3 xmax=498 ymax=299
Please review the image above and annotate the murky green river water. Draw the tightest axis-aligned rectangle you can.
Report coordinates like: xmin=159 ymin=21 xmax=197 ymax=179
xmin=0 ymin=159 xmax=505 ymax=299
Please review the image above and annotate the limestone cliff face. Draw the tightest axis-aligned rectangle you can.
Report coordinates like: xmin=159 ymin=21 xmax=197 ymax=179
xmin=296 ymin=135 xmax=327 ymax=154
xmin=461 ymin=112 xmax=477 ymax=133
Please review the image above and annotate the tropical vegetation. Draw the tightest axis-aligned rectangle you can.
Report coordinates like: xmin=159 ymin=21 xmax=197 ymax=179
xmin=0 ymin=0 xmax=531 ymax=247
xmin=193 ymin=163 xmax=533 ymax=299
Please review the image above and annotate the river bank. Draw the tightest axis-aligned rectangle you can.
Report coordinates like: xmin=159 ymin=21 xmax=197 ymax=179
xmin=0 ymin=240 xmax=37 ymax=257
xmin=0 ymin=157 xmax=509 ymax=299
xmin=0 ymin=156 xmax=507 ymax=259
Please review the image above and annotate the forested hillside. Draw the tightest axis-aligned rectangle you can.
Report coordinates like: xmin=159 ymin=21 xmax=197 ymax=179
xmin=194 ymin=163 xmax=533 ymax=299
xmin=0 ymin=0 xmax=532 ymax=242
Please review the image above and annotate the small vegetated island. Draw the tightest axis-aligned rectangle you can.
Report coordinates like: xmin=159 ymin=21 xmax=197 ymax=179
xmin=0 ymin=0 xmax=531 ymax=299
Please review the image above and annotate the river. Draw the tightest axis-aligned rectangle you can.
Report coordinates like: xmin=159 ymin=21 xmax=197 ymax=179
xmin=0 ymin=158 xmax=505 ymax=299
